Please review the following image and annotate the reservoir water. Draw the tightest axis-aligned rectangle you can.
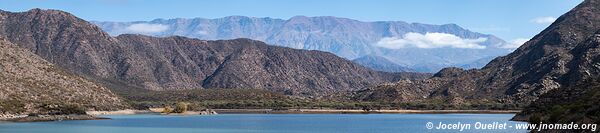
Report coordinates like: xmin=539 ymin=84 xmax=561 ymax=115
xmin=0 ymin=114 xmax=528 ymax=133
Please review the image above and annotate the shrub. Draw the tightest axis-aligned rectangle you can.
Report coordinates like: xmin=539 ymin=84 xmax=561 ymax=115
xmin=173 ymin=102 xmax=189 ymax=113
xmin=0 ymin=100 xmax=26 ymax=113
xmin=39 ymin=103 xmax=87 ymax=115
xmin=58 ymin=104 xmax=87 ymax=115
xmin=529 ymin=114 xmax=542 ymax=124
xmin=549 ymin=105 xmax=566 ymax=122
xmin=162 ymin=107 xmax=173 ymax=114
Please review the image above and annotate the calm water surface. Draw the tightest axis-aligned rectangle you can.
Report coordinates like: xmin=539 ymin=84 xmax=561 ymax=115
xmin=0 ymin=114 xmax=528 ymax=133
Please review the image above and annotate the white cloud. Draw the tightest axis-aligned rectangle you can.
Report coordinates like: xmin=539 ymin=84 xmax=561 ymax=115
xmin=498 ymin=38 xmax=529 ymax=49
xmin=531 ymin=17 xmax=557 ymax=24
xmin=197 ymin=30 xmax=209 ymax=35
xmin=375 ymin=32 xmax=487 ymax=49
xmin=125 ymin=23 xmax=169 ymax=33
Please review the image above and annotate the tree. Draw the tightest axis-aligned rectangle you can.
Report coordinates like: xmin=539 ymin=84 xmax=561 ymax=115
xmin=361 ymin=105 xmax=372 ymax=112
xmin=173 ymin=102 xmax=189 ymax=113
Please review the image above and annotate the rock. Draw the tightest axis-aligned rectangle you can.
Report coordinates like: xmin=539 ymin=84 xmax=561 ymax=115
xmin=200 ymin=109 xmax=218 ymax=115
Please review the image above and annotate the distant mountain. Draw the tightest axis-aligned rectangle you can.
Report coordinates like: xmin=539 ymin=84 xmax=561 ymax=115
xmin=0 ymin=9 xmax=429 ymax=97
xmin=352 ymin=55 xmax=413 ymax=72
xmin=458 ymin=56 xmax=498 ymax=69
xmin=0 ymin=38 xmax=126 ymax=115
xmin=357 ymin=0 xmax=600 ymax=114
xmin=93 ymin=16 xmax=511 ymax=72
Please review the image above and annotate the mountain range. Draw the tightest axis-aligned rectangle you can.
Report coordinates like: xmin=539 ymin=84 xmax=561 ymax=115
xmin=93 ymin=16 xmax=513 ymax=72
xmin=0 ymin=9 xmax=428 ymax=99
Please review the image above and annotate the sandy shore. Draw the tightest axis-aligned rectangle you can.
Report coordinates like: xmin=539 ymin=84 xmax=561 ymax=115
xmin=87 ymin=108 xmax=520 ymax=115
xmin=1 ymin=109 xmax=518 ymax=122
xmin=214 ymin=109 xmax=521 ymax=114
xmin=7 ymin=109 xmax=519 ymax=120
xmin=86 ymin=109 xmax=154 ymax=115
xmin=86 ymin=108 xmax=218 ymax=116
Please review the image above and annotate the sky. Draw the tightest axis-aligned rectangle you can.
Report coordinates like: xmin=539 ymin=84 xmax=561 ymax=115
xmin=0 ymin=0 xmax=583 ymax=42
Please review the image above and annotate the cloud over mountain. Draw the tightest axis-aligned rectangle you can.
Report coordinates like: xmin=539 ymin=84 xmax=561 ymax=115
xmin=375 ymin=32 xmax=487 ymax=49
xmin=125 ymin=23 xmax=169 ymax=33
xmin=498 ymin=38 xmax=529 ymax=49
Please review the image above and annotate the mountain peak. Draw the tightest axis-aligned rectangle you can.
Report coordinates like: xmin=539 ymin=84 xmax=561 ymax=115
xmin=221 ymin=15 xmax=253 ymax=20
xmin=440 ymin=23 xmax=460 ymax=28
xmin=287 ymin=15 xmax=358 ymax=23
xmin=287 ymin=15 xmax=311 ymax=22
xmin=24 ymin=8 xmax=72 ymax=15
xmin=517 ymin=0 xmax=600 ymax=50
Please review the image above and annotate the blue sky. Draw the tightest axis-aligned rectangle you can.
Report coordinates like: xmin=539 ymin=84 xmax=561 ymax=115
xmin=0 ymin=0 xmax=582 ymax=42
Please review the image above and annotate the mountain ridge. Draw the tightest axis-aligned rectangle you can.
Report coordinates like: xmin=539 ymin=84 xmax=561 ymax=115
xmin=93 ymin=15 xmax=511 ymax=72
xmin=0 ymin=9 xmax=429 ymax=97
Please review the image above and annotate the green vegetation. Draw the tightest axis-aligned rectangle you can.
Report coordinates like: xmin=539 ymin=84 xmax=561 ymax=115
xmin=528 ymin=114 xmax=542 ymax=124
xmin=0 ymin=100 xmax=89 ymax=115
xmin=173 ymin=102 xmax=189 ymax=113
xmin=161 ymin=107 xmax=173 ymax=114
xmin=0 ymin=100 xmax=26 ymax=114
xmin=129 ymin=99 xmax=521 ymax=111
xmin=519 ymin=80 xmax=600 ymax=124
xmin=104 ymin=82 xmax=524 ymax=111
xmin=39 ymin=103 xmax=87 ymax=115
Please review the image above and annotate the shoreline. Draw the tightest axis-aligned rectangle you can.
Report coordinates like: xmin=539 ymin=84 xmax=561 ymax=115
xmin=1 ymin=109 xmax=520 ymax=122
xmin=86 ymin=109 xmax=154 ymax=115
xmin=86 ymin=108 xmax=219 ymax=116
xmin=0 ymin=114 xmax=108 ymax=122
xmin=87 ymin=109 xmax=521 ymax=115
xmin=213 ymin=109 xmax=521 ymax=114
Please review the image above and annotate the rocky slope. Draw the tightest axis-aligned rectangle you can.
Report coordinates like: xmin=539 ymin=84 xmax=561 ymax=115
xmin=0 ymin=9 xmax=428 ymax=97
xmin=357 ymin=0 xmax=600 ymax=108
xmin=0 ymin=38 xmax=126 ymax=115
xmin=512 ymin=9 xmax=600 ymax=129
xmin=93 ymin=16 xmax=510 ymax=72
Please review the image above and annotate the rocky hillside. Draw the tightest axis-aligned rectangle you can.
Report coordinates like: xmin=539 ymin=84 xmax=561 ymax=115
xmin=93 ymin=16 xmax=510 ymax=72
xmin=0 ymin=38 xmax=126 ymax=115
xmin=512 ymin=1 xmax=600 ymax=127
xmin=0 ymin=9 xmax=428 ymax=97
xmin=512 ymin=80 xmax=600 ymax=132
xmin=357 ymin=0 xmax=600 ymax=108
